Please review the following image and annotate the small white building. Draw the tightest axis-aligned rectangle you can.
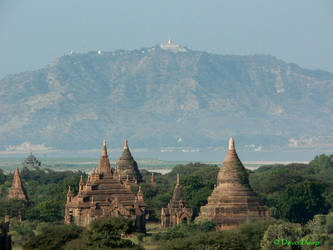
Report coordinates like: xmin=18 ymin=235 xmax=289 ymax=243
xmin=160 ymin=39 xmax=186 ymax=52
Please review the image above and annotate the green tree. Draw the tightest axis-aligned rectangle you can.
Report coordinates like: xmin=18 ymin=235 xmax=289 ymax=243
xmin=0 ymin=199 xmax=26 ymax=217
xmin=85 ymin=217 xmax=138 ymax=249
xmin=280 ymin=181 xmax=328 ymax=224
xmin=310 ymin=154 xmax=333 ymax=171
xmin=23 ymin=224 xmax=82 ymax=250
xmin=237 ymin=220 xmax=275 ymax=250
xmin=261 ymin=222 xmax=304 ymax=250
xmin=161 ymin=231 xmax=246 ymax=250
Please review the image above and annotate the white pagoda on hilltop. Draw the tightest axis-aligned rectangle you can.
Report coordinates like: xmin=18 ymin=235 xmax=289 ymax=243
xmin=160 ymin=39 xmax=186 ymax=52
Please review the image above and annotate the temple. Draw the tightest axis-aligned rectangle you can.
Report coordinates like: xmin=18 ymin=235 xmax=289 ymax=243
xmin=161 ymin=174 xmax=193 ymax=228
xmin=7 ymin=167 xmax=28 ymax=202
xmin=65 ymin=140 xmax=146 ymax=232
xmin=160 ymin=39 xmax=186 ymax=52
xmin=151 ymin=172 xmax=156 ymax=187
xmin=197 ymin=138 xmax=269 ymax=230
xmin=22 ymin=153 xmax=41 ymax=168
xmin=115 ymin=140 xmax=142 ymax=185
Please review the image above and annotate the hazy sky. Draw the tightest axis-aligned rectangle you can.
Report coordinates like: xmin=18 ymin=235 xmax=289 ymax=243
xmin=0 ymin=0 xmax=332 ymax=78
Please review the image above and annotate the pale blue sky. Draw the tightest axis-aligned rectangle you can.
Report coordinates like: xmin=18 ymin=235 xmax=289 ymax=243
xmin=0 ymin=0 xmax=332 ymax=77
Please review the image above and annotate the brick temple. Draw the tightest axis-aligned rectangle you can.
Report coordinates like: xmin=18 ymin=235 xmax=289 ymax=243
xmin=65 ymin=140 xmax=146 ymax=232
xmin=197 ymin=137 xmax=269 ymax=230
xmin=161 ymin=174 xmax=193 ymax=228
xmin=7 ymin=167 xmax=28 ymax=202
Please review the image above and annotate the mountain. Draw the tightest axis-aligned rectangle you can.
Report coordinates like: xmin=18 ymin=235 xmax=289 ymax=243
xmin=1 ymin=45 xmax=333 ymax=156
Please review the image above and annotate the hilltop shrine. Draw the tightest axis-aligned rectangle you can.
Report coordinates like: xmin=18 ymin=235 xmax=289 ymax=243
xmin=22 ymin=153 xmax=41 ymax=168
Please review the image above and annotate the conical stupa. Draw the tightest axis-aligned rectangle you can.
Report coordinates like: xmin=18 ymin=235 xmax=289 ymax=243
xmin=197 ymin=138 xmax=269 ymax=230
xmin=116 ymin=139 xmax=142 ymax=184
xmin=7 ymin=167 xmax=28 ymax=202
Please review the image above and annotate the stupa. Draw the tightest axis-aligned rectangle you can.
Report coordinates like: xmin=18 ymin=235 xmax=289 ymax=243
xmin=197 ymin=138 xmax=269 ymax=230
xmin=115 ymin=140 xmax=142 ymax=185
xmin=7 ymin=167 xmax=28 ymax=202
xmin=65 ymin=140 xmax=146 ymax=232
xmin=161 ymin=174 xmax=193 ymax=228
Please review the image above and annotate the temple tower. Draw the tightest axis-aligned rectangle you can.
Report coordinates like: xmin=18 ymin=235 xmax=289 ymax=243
xmin=151 ymin=173 xmax=156 ymax=187
xmin=98 ymin=140 xmax=112 ymax=175
xmin=197 ymin=138 xmax=269 ymax=230
xmin=161 ymin=174 xmax=193 ymax=228
xmin=116 ymin=139 xmax=142 ymax=184
xmin=7 ymin=167 xmax=28 ymax=202
xmin=65 ymin=140 xmax=146 ymax=232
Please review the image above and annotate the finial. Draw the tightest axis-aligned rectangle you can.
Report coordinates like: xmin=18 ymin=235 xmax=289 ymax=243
xmin=68 ymin=185 xmax=71 ymax=192
xmin=124 ymin=139 xmax=128 ymax=149
xmin=176 ymin=173 xmax=180 ymax=185
xmin=228 ymin=137 xmax=235 ymax=150
xmin=102 ymin=139 xmax=108 ymax=156
xmin=80 ymin=175 xmax=83 ymax=183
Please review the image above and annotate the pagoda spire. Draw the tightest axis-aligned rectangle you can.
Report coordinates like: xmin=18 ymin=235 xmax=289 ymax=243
xmin=102 ymin=139 xmax=107 ymax=157
xmin=224 ymin=137 xmax=240 ymax=163
xmin=124 ymin=139 xmax=128 ymax=149
xmin=98 ymin=139 xmax=112 ymax=174
xmin=7 ymin=167 xmax=28 ymax=201
xmin=67 ymin=185 xmax=72 ymax=194
xmin=79 ymin=175 xmax=85 ymax=192
xmin=151 ymin=173 xmax=156 ymax=186
xmin=137 ymin=186 xmax=144 ymax=201
xmin=228 ymin=137 xmax=235 ymax=151
xmin=171 ymin=174 xmax=186 ymax=202
xmin=67 ymin=186 xmax=73 ymax=202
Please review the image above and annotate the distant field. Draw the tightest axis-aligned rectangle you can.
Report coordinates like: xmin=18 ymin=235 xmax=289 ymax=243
xmin=0 ymin=158 xmax=306 ymax=174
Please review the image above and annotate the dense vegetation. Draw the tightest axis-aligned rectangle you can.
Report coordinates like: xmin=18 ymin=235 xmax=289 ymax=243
xmin=1 ymin=153 xmax=333 ymax=249
xmin=0 ymin=166 xmax=85 ymax=222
